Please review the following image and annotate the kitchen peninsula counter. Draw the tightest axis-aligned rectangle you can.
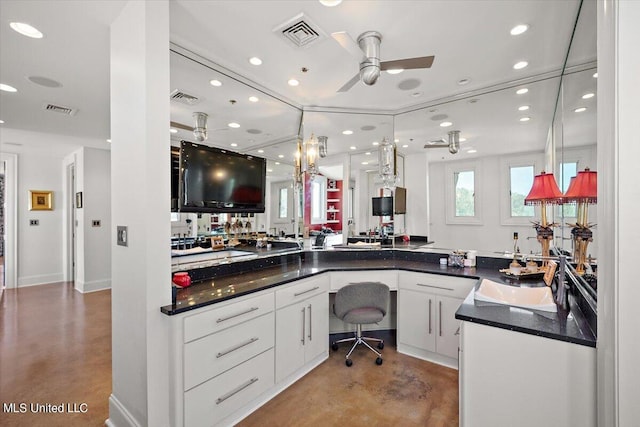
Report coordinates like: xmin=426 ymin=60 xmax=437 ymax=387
xmin=161 ymin=248 xmax=596 ymax=347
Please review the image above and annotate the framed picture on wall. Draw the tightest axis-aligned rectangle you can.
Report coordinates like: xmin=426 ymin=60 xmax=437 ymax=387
xmin=29 ymin=190 xmax=53 ymax=211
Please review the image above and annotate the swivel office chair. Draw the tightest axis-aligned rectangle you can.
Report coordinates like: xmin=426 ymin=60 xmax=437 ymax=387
xmin=331 ymin=282 xmax=390 ymax=366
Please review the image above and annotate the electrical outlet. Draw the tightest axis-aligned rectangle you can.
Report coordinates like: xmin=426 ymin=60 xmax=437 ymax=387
xmin=117 ymin=226 xmax=128 ymax=247
xmin=92 ymin=220 xmax=101 ymax=227
xmin=29 ymin=219 xmax=39 ymax=226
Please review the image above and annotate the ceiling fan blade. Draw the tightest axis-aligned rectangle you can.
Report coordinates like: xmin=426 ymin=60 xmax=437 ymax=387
xmin=337 ymin=73 xmax=361 ymax=93
xmin=381 ymin=56 xmax=435 ymax=71
xmin=170 ymin=121 xmax=193 ymax=131
xmin=423 ymin=144 xmax=448 ymax=149
xmin=331 ymin=31 xmax=364 ymax=59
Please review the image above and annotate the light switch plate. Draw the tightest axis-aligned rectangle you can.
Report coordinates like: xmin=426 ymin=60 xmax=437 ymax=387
xmin=92 ymin=220 xmax=101 ymax=227
xmin=117 ymin=226 xmax=128 ymax=246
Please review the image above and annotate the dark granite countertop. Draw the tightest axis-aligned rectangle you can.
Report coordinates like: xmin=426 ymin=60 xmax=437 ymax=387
xmin=161 ymin=249 xmax=596 ymax=348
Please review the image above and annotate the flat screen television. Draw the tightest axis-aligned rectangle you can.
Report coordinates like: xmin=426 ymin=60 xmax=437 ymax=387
xmin=179 ymin=141 xmax=266 ymax=213
xmin=372 ymin=196 xmax=393 ymax=216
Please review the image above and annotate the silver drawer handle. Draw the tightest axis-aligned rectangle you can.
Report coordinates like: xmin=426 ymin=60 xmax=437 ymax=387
xmin=215 ymin=377 xmax=259 ymax=404
xmin=428 ymin=299 xmax=432 ymax=334
xmin=439 ymin=301 xmax=443 ymax=337
xmin=216 ymin=337 xmax=259 ymax=358
xmin=301 ymin=307 xmax=306 ymax=344
xmin=416 ymin=283 xmax=454 ymax=291
xmin=294 ymin=286 xmax=320 ymax=297
xmin=216 ymin=307 xmax=259 ymax=323
xmin=308 ymin=304 xmax=312 ymax=341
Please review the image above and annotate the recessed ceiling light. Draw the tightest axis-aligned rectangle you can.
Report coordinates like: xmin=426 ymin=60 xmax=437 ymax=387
xmin=0 ymin=83 xmax=17 ymax=93
xmin=10 ymin=22 xmax=43 ymax=39
xmin=519 ymin=117 xmax=531 ymax=122
xmin=278 ymin=154 xmax=284 ymax=158
xmin=513 ymin=61 xmax=528 ymax=70
xmin=402 ymin=144 xmax=409 ymax=148
xmin=440 ymin=121 xmax=453 ymax=127
xmin=0 ymin=120 xmax=4 ymax=124
xmin=319 ymin=0 xmax=342 ymax=6
xmin=593 ymin=72 xmax=598 ymax=78
xmin=459 ymin=137 xmax=467 ymax=142
xmin=267 ymin=169 xmax=273 ymax=173
xmin=468 ymin=149 xmax=478 ymax=154
xmin=170 ymin=128 xmax=178 ymax=134
xmin=516 ymin=88 xmax=529 ymax=95
xmin=249 ymin=96 xmax=259 ymax=102
xmin=209 ymin=79 xmax=222 ymax=87
xmin=510 ymin=24 xmax=529 ymax=36
xmin=349 ymin=146 xmax=356 ymax=150
xmin=574 ymin=107 xmax=587 ymax=113
xmin=258 ymin=149 xmax=264 ymax=153
xmin=107 ymin=139 xmax=112 ymax=143
xmin=249 ymin=57 xmax=262 ymax=66
xmin=342 ymin=130 xmax=353 ymax=135
xmin=457 ymin=78 xmax=471 ymax=85
xmin=361 ymin=161 xmax=369 ymax=165
xmin=228 ymin=122 xmax=240 ymax=128
xmin=288 ymin=79 xmax=299 ymax=86
xmin=518 ymin=105 xmax=530 ymax=111
xmin=372 ymin=141 xmax=379 ymax=146
xmin=394 ymin=139 xmax=399 ymax=143
xmin=231 ymin=143 xmax=238 ymax=147
xmin=365 ymin=152 xmax=371 ymax=155
xmin=582 ymin=93 xmax=595 ymax=99
xmin=386 ymin=68 xmax=404 ymax=75
xmin=275 ymin=162 xmax=280 ymax=165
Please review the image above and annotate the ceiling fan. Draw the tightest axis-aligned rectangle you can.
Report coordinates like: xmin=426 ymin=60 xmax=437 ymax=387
xmin=171 ymin=112 xmax=229 ymax=142
xmin=331 ymin=30 xmax=435 ymax=92
xmin=424 ymin=130 xmax=461 ymax=154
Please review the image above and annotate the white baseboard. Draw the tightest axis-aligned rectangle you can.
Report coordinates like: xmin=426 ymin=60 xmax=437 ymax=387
xmin=17 ymin=273 xmax=64 ymax=287
xmin=106 ymin=394 xmax=141 ymax=427
xmin=75 ymin=278 xmax=111 ymax=293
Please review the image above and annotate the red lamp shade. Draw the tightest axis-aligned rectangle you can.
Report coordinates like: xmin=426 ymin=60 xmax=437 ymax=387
xmin=563 ymin=168 xmax=597 ymax=204
xmin=524 ymin=171 xmax=564 ymax=205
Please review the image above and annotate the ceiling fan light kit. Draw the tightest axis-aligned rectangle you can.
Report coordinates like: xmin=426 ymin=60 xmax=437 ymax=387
xmin=192 ymin=112 xmax=208 ymax=142
xmin=423 ymin=130 xmax=461 ymax=154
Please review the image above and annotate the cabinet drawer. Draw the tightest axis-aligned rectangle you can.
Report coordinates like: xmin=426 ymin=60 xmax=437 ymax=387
xmin=184 ymin=292 xmax=274 ymax=343
xmin=184 ymin=349 xmax=274 ymax=427
xmin=184 ymin=312 xmax=274 ymax=391
xmin=275 ymin=276 xmax=328 ymax=309
xmin=400 ymin=271 xmax=476 ymax=298
xmin=330 ymin=270 xmax=398 ymax=291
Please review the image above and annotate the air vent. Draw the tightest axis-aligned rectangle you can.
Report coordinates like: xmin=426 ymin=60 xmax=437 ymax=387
xmin=170 ymin=89 xmax=201 ymax=105
xmin=274 ymin=13 xmax=325 ymax=49
xmin=43 ymin=103 xmax=77 ymax=116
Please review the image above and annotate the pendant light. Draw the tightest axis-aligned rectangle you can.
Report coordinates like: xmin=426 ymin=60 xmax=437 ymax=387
xmin=303 ymin=133 xmax=319 ymax=181
xmin=378 ymin=137 xmax=397 ymax=188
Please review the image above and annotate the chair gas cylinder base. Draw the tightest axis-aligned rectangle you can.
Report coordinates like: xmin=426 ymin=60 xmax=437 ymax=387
xmin=331 ymin=282 xmax=390 ymax=367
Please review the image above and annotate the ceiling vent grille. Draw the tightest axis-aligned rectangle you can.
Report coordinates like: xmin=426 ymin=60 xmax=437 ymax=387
xmin=43 ymin=103 xmax=77 ymax=116
xmin=170 ymin=90 xmax=201 ymax=105
xmin=274 ymin=13 xmax=325 ymax=49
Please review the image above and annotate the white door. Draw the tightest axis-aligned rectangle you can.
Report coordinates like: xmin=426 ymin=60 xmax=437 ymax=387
xmin=275 ymin=301 xmax=306 ymax=383
xmin=271 ymin=181 xmax=294 ymax=236
xmin=304 ymin=292 xmax=329 ymax=362
xmin=398 ymin=289 xmax=436 ymax=352
xmin=436 ymin=295 xmax=463 ymax=359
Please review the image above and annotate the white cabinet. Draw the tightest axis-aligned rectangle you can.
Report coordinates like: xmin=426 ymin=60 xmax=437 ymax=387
xmin=397 ymin=271 xmax=475 ymax=367
xmin=275 ymin=277 xmax=329 ymax=383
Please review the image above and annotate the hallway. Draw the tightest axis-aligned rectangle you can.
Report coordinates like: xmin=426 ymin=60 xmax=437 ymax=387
xmin=0 ymin=283 xmax=111 ymax=427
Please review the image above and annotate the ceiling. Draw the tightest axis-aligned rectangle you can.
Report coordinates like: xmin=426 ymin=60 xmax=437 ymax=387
xmin=0 ymin=0 xmax=596 ymax=175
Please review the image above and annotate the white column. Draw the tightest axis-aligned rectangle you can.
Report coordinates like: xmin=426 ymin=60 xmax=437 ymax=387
xmin=597 ymin=0 xmax=640 ymax=425
xmin=108 ymin=1 xmax=171 ymax=426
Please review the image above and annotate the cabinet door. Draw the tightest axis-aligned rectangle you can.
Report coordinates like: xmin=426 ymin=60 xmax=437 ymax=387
xmin=436 ymin=295 xmax=463 ymax=359
xmin=304 ymin=292 xmax=329 ymax=362
xmin=275 ymin=302 xmax=306 ymax=383
xmin=398 ymin=289 xmax=436 ymax=352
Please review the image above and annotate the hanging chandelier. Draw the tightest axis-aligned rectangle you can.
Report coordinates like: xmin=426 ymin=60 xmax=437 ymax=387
xmin=378 ymin=137 xmax=398 ymax=188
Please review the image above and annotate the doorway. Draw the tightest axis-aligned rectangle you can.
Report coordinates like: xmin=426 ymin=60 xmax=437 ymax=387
xmin=271 ymin=181 xmax=295 ymax=236
xmin=66 ymin=163 xmax=76 ymax=283
xmin=0 ymin=153 xmax=17 ymax=289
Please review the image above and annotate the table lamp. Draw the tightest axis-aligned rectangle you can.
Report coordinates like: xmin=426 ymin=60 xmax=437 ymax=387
xmin=563 ymin=168 xmax=597 ymax=274
xmin=524 ymin=171 xmax=563 ymax=266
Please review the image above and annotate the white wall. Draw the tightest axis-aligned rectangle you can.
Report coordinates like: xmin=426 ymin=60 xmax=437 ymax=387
xmin=17 ymin=151 xmax=65 ymax=286
xmin=76 ymin=147 xmax=111 ymax=292
xmin=405 ymin=152 xmax=429 ymax=237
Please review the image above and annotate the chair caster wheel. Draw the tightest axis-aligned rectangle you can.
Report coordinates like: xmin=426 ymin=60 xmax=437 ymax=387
xmin=376 ymin=357 xmax=383 ymax=365
xmin=332 ymin=342 xmax=339 ymax=351
xmin=346 ymin=359 xmax=353 ymax=367
xmin=378 ymin=341 xmax=384 ymax=350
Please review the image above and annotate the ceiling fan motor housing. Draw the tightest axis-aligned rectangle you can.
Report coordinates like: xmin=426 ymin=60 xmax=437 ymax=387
xmin=357 ymin=31 xmax=382 ymax=85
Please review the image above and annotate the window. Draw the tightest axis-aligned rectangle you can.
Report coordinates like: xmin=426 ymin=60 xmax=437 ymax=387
xmin=509 ymin=165 xmax=535 ymax=217
xmin=454 ymin=170 xmax=475 ymax=217
xmin=278 ymin=187 xmax=288 ymax=218
xmin=559 ymin=162 xmax=577 ymax=218
xmin=445 ymin=161 xmax=482 ymax=225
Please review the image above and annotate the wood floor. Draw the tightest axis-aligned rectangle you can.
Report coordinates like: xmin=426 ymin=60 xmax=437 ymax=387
xmin=0 ymin=282 xmax=111 ymax=427
xmin=0 ymin=283 xmax=458 ymax=426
